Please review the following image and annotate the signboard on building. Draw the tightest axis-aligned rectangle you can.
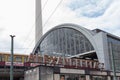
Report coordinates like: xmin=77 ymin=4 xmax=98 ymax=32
xmin=5 ymin=62 xmax=24 ymax=66
xmin=28 ymin=54 xmax=104 ymax=69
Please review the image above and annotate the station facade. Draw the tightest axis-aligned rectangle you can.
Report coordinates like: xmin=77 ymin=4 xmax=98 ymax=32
xmin=25 ymin=23 xmax=120 ymax=80
xmin=33 ymin=23 xmax=120 ymax=71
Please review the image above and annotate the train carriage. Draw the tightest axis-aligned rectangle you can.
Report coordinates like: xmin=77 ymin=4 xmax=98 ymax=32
xmin=0 ymin=52 xmax=29 ymax=67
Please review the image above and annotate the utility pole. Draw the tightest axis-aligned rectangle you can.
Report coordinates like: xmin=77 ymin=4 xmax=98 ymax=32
xmin=10 ymin=35 xmax=15 ymax=80
xmin=110 ymin=42 xmax=117 ymax=80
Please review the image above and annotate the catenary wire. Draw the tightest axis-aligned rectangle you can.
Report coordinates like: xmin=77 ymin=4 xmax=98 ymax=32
xmin=23 ymin=0 xmax=64 ymax=54
xmin=42 ymin=0 xmax=49 ymax=10
xmin=43 ymin=0 xmax=63 ymax=27
xmin=21 ymin=0 xmax=49 ymax=52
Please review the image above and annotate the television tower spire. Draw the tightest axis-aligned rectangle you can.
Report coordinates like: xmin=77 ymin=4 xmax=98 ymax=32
xmin=35 ymin=0 xmax=43 ymax=44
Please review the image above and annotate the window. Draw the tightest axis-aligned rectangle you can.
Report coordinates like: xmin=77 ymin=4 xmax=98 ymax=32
xmin=39 ymin=27 xmax=94 ymax=57
xmin=24 ymin=57 xmax=28 ymax=62
xmin=107 ymin=36 xmax=120 ymax=71
xmin=0 ymin=55 xmax=2 ymax=61
xmin=0 ymin=55 xmax=5 ymax=61
xmin=8 ymin=56 xmax=11 ymax=62
xmin=15 ymin=56 xmax=22 ymax=62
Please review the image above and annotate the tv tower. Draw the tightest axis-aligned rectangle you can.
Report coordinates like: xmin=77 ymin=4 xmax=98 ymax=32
xmin=35 ymin=0 xmax=43 ymax=44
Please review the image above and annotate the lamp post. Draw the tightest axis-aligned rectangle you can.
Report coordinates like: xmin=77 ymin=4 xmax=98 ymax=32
xmin=10 ymin=35 xmax=15 ymax=80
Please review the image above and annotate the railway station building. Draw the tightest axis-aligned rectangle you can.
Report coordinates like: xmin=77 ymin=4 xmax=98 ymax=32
xmin=25 ymin=23 xmax=120 ymax=80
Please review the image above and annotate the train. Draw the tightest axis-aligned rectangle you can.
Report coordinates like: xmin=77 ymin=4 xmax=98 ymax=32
xmin=0 ymin=52 xmax=29 ymax=67
xmin=0 ymin=52 xmax=29 ymax=62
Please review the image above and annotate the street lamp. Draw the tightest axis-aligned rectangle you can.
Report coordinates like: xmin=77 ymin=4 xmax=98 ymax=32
xmin=10 ymin=35 xmax=15 ymax=80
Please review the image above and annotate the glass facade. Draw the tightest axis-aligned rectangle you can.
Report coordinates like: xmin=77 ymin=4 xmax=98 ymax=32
xmin=107 ymin=36 xmax=120 ymax=71
xmin=38 ymin=27 xmax=94 ymax=57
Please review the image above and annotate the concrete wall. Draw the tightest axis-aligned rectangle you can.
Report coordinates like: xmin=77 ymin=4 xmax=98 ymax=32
xmin=24 ymin=66 xmax=54 ymax=80
xmin=24 ymin=67 xmax=39 ymax=80
xmin=40 ymin=66 xmax=53 ymax=80
xmin=94 ymin=32 xmax=110 ymax=70
xmin=54 ymin=74 xmax=60 ymax=80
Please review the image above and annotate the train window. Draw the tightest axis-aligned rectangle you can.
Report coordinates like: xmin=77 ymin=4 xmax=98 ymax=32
xmin=0 ymin=56 xmax=2 ymax=61
xmin=8 ymin=56 xmax=16 ymax=62
xmin=0 ymin=55 xmax=5 ymax=61
xmin=8 ymin=56 xmax=11 ymax=62
xmin=15 ymin=56 xmax=22 ymax=62
xmin=24 ymin=57 xmax=28 ymax=62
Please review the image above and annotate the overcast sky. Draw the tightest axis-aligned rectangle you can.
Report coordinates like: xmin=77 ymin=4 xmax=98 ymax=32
xmin=0 ymin=0 xmax=120 ymax=54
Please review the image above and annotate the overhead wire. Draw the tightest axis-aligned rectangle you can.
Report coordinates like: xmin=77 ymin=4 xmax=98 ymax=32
xmin=24 ymin=39 xmax=35 ymax=54
xmin=42 ymin=0 xmax=49 ymax=10
xmin=21 ymin=25 xmax=34 ymax=49
xmin=43 ymin=0 xmax=63 ymax=27
xmin=24 ymin=0 xmax=64 ymax=54
xmin=21 ymin=0 xmax=49 ymax=53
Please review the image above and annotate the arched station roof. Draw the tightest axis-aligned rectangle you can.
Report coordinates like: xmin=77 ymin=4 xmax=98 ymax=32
xmin=32 ymin=23 xmax=99 ymax=59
